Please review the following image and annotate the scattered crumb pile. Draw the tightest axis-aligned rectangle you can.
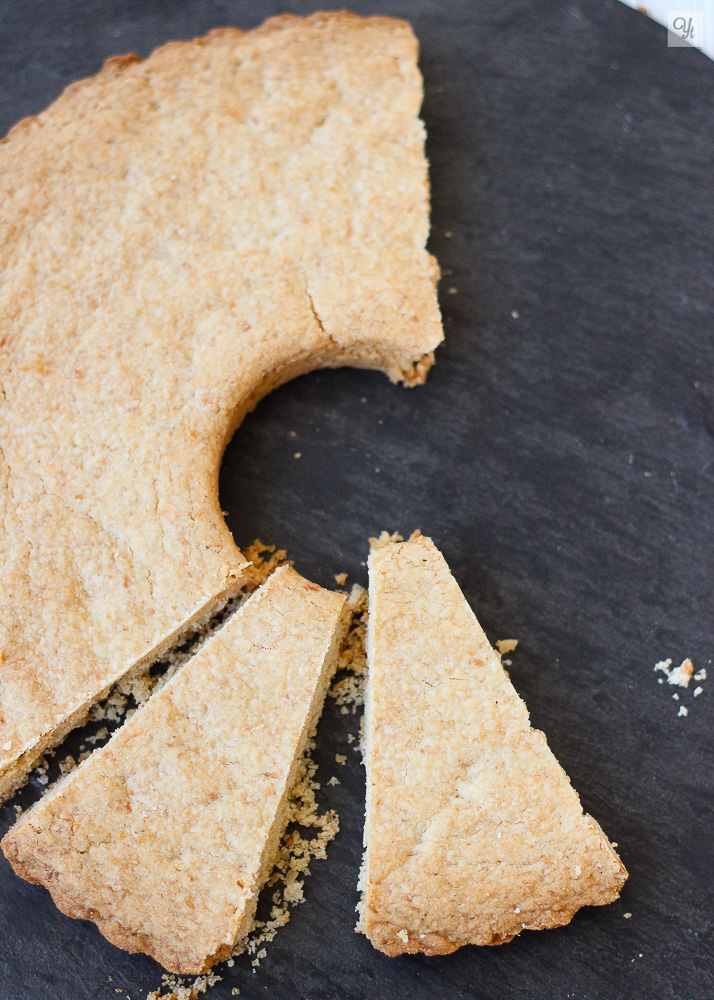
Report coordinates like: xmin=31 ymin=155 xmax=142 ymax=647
xmin=496 ymin=638 xmax=519 ymax=669
xmin=328 ymin=583 xmax=369 ymax=714
xmin=241 ymin=539 xmax=291 ymax=590
xmin=146 ymin=973 xmax=223 ymax=1000
xmin=29 ymin=750 xmax=84 ymax=792
xmin=231 ymin=737 xmax=340 ymax=967
xmin=654 ymin=657 xmax=706 ymax=717
xmin=656 ymin=657 xmax=694 ymax=688
xmin=369 ymin=529 xmax=404 ymax=550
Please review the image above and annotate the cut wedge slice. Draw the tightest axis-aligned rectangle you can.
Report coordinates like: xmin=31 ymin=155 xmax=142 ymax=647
xmin=359 ymin=533 xmax=627 ymax=956
xmin=2 ymin=566 xmax=347 ymax=974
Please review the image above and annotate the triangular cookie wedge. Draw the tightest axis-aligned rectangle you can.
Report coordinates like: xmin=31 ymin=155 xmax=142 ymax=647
xmin=359 ymin=533 xmax=627 ymax=956
xmin=0 ymin=12 xmax=442 ymax=802
xmin=2 ymin=566 xmax=348 ymax=974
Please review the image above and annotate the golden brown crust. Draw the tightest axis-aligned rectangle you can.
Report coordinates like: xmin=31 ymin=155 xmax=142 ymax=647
xmin=0 ymin=12 xmax=442 ymax=801
xmin=2 ymin=566 xmax=348 ymax=974
xmin=360 ymin=534 xmax=627 ymax=956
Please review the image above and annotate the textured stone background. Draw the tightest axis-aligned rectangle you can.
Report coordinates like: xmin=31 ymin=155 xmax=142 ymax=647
xmin=0 ymin=1 xmax=712 ymax=998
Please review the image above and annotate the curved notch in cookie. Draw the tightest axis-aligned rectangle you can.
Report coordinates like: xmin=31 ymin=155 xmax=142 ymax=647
xmin=0 ymin=13 xmax=443 ymax=802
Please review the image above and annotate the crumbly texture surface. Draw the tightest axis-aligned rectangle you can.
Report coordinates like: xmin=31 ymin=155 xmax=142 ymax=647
xmin=0 ymin=11 xmax=442 ymax=801
xmin=328 ymin=583 xmax=369 ymax=714
xmin=147 ymin=973 xmax=222 ymax=1000
xmin=2 ymin=566 xmax=348 ymax=974
xmin=360 ymin=533 xmax=627 ymax=957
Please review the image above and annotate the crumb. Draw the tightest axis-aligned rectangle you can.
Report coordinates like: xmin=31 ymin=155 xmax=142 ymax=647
xmin=510 ymin=310 xmax=519 ymax=319
xmin=250 ymin=945 xmax=269 ymax=968
xmin=335 ymin=754 xmax=346 ymax=765
xmin=397 ymin=928 xmax=409 ymax=943
xmin=59 ymin=754 xmax=76 ymax=773
xmin=668 ymin=658 xmax=694 ymax=688
xmin=496 ymin=639 xmax=518 ymax=654
xmin=368 ymin=530 xmax=404 ymax=551
xmin=283 ymin=876 xmax=304 ymax=905
xmin=85 ymin=726 xmax=109 ymax=745
xmin=444 ymin=230 xmax=452 ymax=237
xmin=654 ymin=657 xmax=703 ymax=715
xmin=289 ymin=430 xmax=296 ymax=437
xmin=624 ymin=912 xmax=632 ymax=919
xmin=293 ymin=452 xmax=301 ymax=459
xmin=447 ymin=286 xmax=458 ymax=294
xmin=90 ymin=687 xmax=128 ymax=724
xmin=334 ymin=572 xmax=347 ymax=586
xmin=327 ymin=776 xmax=340 ymax=786
xmin=241 ymin=540 xmax=290 ymax=591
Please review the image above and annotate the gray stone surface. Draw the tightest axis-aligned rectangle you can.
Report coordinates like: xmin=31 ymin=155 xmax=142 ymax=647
xmin=0 ymin=1 xmax=712 ymax=997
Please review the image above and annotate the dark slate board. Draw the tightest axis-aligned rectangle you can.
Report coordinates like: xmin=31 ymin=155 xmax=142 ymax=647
xmin=1 ymin=1 xmax=713 ymax=998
